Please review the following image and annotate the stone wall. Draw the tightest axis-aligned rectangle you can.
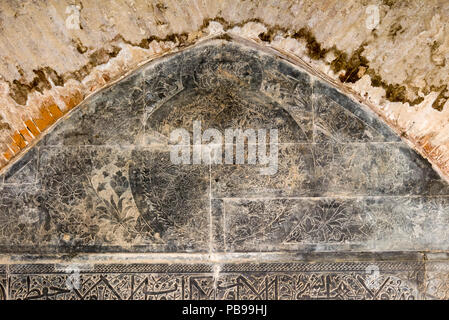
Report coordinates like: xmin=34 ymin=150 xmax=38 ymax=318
xmin=1 ymin=0 xmax=449 ymax=182
xmin=0 ymin=36 xmax=449 ymax=300
xmin=2 ymin=2 xmax=449 ymax=300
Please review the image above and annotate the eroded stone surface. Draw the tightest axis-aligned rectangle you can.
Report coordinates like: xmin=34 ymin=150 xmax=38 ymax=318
xmin=215 ymin=196 xmax=449 ymax=252
xmin=1 ymin=261 xmax=425 ymax=300
xmin=1 ymin=39 xmax=449 ymax=253
xmin=0 ymin=265 xmax=5 ymax=300
xmin=3 ymin=1 xmax=449 ymax=194
xmin=0 ymin=39 xmax=448 ymax=299
xmin=44 ymin=73 xmax=145 ymax=146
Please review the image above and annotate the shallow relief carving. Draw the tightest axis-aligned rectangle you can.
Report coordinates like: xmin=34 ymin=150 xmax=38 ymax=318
xmin=1 ymin=40 xmax=449 ymax=253
xmin=0 ymin=265 xmax=5 ymax=300
xmin=0 ymin=39 xmax=448 ymax=299
xmin=1 ymin=262 xmax=425 ymax=300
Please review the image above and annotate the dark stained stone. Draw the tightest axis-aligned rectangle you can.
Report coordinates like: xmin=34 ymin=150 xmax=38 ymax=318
xmin=0 ymin=267 xmax=5 ymax=300
xmin=143 ymin=56 xmax=183 ymax=115
xmin=0 ymin=146 xmax=209 ymax=253
xmin=211 ymin=144 xmax=315 ymax=198
xmin=313 ymin=81 xmax=400 ymax=142
xmin=0 ymin=38 xmax=449 ymax=299
xmin=313 ymin=142 xmax=449 ymax=196
xmin=215 ymin=196 xmax=449 ymax=253
xmin=1 ymin=39 xmax=448 ymax=254
xmin=314 ymin=93 xmax=393 ymax=143
xmin=44 ymin=73 xmax=144 ymax=146
xmin=146 ymin=88 xmax=307 ymax=144
xmin=211 ymin=198 xmax=225 ymax=252
xmin=2 ymin=148 xmax=38 ymax=184
xmin=0 ymin=184 xmax=48 ymax=251
xmin=1 ymin=260 xmax=427 ymax=300
xmin=129 ymin=149 xmax=210 ymax=251
xmin=179 ymin=42 xmax=264 ymax=92
xmin=260 ymin=55 xmax=313 ymax=142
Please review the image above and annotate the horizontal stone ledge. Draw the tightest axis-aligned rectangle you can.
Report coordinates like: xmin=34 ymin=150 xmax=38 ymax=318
xmin=0 ymin=251 xmax=433 ymax=265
